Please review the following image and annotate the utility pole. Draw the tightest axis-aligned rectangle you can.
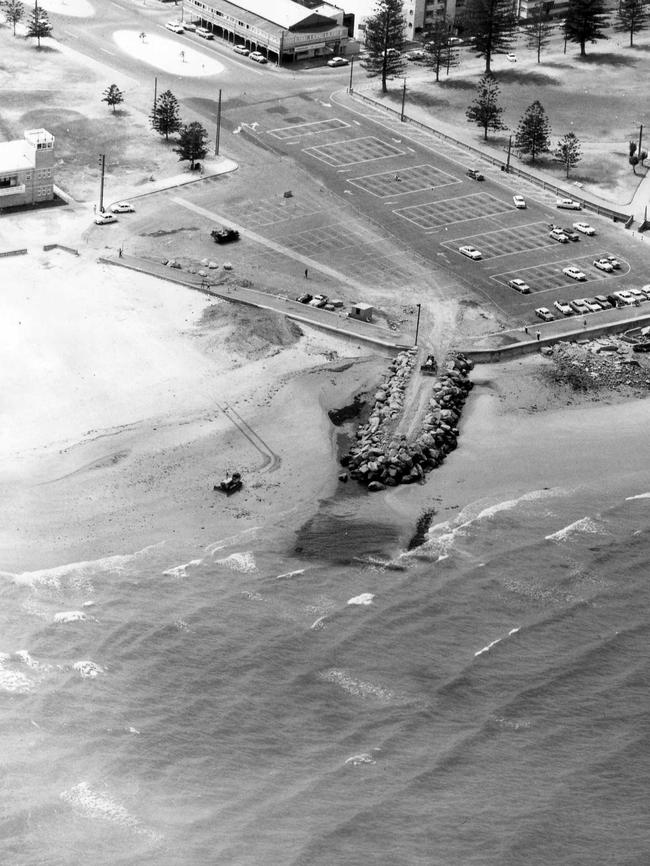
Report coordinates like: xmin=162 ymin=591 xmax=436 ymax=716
xmin=400 ymin=77 xmax=407 ymax=122
xmin=153 ymin=76 xmax=158 ymax=114
xmin=414 ymin=303 xmax=421 ymax=346
xmin=98 ymin=153 xmax=106 ymax=213
xmin=505 ymin=135 xmax=512 ymax=172
xmin=215 ymin=89 xmax=222 ymax=155
xmin=639 ymin=123 xmax=643 ymax=158
xmin=348 ymin=56 xmax=354 ymax=93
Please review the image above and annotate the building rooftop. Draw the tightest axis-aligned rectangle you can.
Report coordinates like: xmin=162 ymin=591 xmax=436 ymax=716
xmin=0 ymin=140 xmax=34 ymax=174
xmin=208 ymin=0 xmax=334 ymax=28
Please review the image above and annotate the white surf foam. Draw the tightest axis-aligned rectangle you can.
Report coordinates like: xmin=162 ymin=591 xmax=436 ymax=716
xmin=162 ymin=559 xmax=202 ymax=578
xmin=347 ymin=593 xmax=375 ymax=606
xmin=205 ymin=527 xmax=260 ymax=555
xmin=475 ymin=626 xmax=520 ymax=658
xmin=545 ymin=516 xmax=603 ymax=543
xmin=14 ymin=650 xmax=54 ymax=673
xmin=310 ymin=615 xmax=327 ymax=631
xmin=345 ymin=752 xmax=376 ymax=766
xmin=73 ymin=660 xmax=105 ymax=679
xmin=214 ymin=551 xmax=257 ymax=573
xmin=625 ymin=492 xmax=650 ymax=500
xmin=319 ymin=669 xmax=394 ymax=701
xmin=274 ymin=568 xmax=306 ymax=581
xmin=53 ymin=610 xmax=89 ymax=624
xmin=0 ymin=662 xmax=33 ymax=694
xmin=60 ymin=782 xmax=159 ymax=840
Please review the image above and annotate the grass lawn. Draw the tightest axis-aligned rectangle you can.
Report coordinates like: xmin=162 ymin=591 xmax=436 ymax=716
xmin=370 ymin=33 xmax=650 ymax=207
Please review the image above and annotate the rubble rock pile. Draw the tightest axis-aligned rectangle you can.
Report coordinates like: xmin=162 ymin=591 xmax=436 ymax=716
xmin=547 ymin=339 xmax=650 ymax=392
xmin=341 ymin=350 xmax=474 ymax=490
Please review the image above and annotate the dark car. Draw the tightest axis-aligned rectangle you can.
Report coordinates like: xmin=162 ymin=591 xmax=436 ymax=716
xmin=594 ymin=294 xmax=614 ymax=309
xmin=296 ymin=292 xmax=313 ymax=304
xmin=606 ymin=293 xmax=622 ymax=307
xmin=466 ymin=168 xmax=485 ymax=181
xmin=562 ymin=227 xmax=580 ymax=241
xmin=211 ymin=227 xmax=239 ymax=244
xmin=632 ymin=341 xmax=650 ymax=353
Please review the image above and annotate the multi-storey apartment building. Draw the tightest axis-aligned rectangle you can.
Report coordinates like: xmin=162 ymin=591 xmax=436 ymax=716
xmin=0 ymin=129 xmax=55 ymax=211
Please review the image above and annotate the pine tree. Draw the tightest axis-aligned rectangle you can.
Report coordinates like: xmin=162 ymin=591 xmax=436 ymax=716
xmin=463 ymin=0 xmax=516 ymax=74
xmin=563 ymin=0 xmax=610 ymax=56
xmin=465 ymin=73 xmax=507 ymax=141
xmin=555 ymin=132 xmax=582 ymax=177
xmin=614 ymin=0 xmax=648 ymax=47
xmin=26 ymin=3 xmax=52 ymax=48
xmin=174 ymin=121 xmax=208 ymax=170
xmin=150 ymin=90 xmax=182 ymax=141
xmin=524 ymin=4 xmax=555 ymax=63
xmin=2 ymin=0 xmax=25 ymax=36
xmin=102 ymin=84 xmax=124 ymax=114
xmin=515 ymin=100 xmax=551 ymax=162
xmin=421 ymin=18 xmax=460 ymax=82
xmin=362 ymin=0 xmax=407 ymax=94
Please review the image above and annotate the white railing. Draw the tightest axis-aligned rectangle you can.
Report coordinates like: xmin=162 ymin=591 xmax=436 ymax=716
xmin=0 ymin=185 xmax=25 ymax=197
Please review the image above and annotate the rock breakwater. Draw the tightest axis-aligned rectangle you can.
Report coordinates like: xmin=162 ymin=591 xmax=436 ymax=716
xmin=340 ymin=350 xmax=474 ymax=490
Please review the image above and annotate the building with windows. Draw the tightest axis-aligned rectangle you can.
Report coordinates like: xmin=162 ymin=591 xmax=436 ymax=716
xmin=183 ymin=0 xmax=356 ymax=63
xmin=0 ymin=129 xmax=55 ymax=210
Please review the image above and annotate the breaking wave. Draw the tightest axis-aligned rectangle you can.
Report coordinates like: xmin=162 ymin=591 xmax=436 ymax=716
xmin=545 ymin=516 xmax=604 ymax=543
xmin=347 ymin=593 xmax=375 ymax=606
xmin=60 ymin=782 xmax=160 ymax=840
xmin=318 ymin=668 xmax=394 ymax=702
xmin=214 ymin=551 xmax=257 ymax=573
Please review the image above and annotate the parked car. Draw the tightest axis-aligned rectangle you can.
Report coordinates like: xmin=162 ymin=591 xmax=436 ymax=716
xmin=573 ymin=221 xmax=595 ymax=235
xmin=386 ymin=48 xmax=401 ymax=57
xmin=605 ymin=255 xmax=621 ymax=269
xmin=554 ymin=299 xmax=574 ymax=316
xmin=110 ymin=201 xmax=135 ymax=213
xmin=459 ymin=245 xmax=482 ymax=260
xmin=550 ymin=228 xmax=569 ymax=243
xmin=593 ymin=258 xmax=614 ymax=272
xmin=512 ymin=195 xmax=526 ymax=208
xmin=182 ymin=21 xmax=197 ymax=31
xmin=506 ymin=52 xmax=517 ymax=62
xmin=606 ymin=293 xmax=622 ymax=307
xmin=632 ymin=341 xmax=650 ymax=353
xmin=508 ymin=278 xmax=531 ymax=293
xmin=211 ymin=227 xmax=239 ymax=244
xmin=327 ymin=55 xmax=349 ymax=67
xmin=594 ymin=294 xmax=614 ymax=309
xmin=249 ymin=51 xmax=267 ymax=63
xmin=195 ymin=26 xmax=214 ymax=39
xmin=582 ymin=298 xmax=602 ymax=312
xmin=535 ymin=307 xmax=555 ymax=321
xmin=556 ymin=198 xmax=582 ymax=210
xmin=570 ymin=298 xmax=591 ymax=314
xmin=165 ymin=21 xmax=184 ymax=33
xmin=466 ymin=168 xmax=484 ymax=181
xmin=233 ymin=44 xmax=249 ymax=55
xmin=629 ymin=288 xmax=648 ymax=303
xmin=613 ymin=290 xmax=635 ymax=305
xmin=94 ymin=212 xmax=117 ymax=225
xmin=563 ymin=266 xmax=587 ymax=281
xmin=562 ymin=227 xmax=580 ymax=241
xmin=309 ymin=294 xmax=329 ymax=307
xmin=296 ymin=293 xmax=313 ymax=304
xmin=406 ymin=50 xmax=426 ymax=61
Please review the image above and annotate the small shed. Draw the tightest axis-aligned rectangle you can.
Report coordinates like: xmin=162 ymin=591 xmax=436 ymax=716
xmin=348 ymin=302 xmax=373 ymax=322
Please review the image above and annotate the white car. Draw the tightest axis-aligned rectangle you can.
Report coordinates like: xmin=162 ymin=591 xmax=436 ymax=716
xmin=195 ymin=26 xmax=214 ymax=39
xmin=110 ymin=201 xmax=135 ymax=213
xmin=249 ymin=51 xmax=267 ymax=63
xmin=629 ymin=288 xmax=648 ymax=303
xmin=459 ymin=245 xmax=482 ymax=260
xmin=506 ymin=53 xmax=517 ymax=62
xmin=582 ymin=298 xmax=602 ymax=313
xmin=573 ymin=221 xmax=595 ymax=235
xmin=535 ymin=307 xmax=555 ymax=321
xmin=94 ymin=212 xmax=117 ymax=225
xmin=593 ymin=258 xmax=614 ymax=272
xmin=614 ymin=290 xmax=635 ymax=305
xmin=556 ymin=198 xmax=582 ymax=210
xmin=182 ymin=21 xmax=197 ymax=31
xmin=606 ymin=255 xmax=621 ymax=269
xmin=563 ymin=266 xmax=587 ymax=281
xmin=513 ymin=195 xmax=526 ymax=208
xmin=233 ymin=44 xmax=249 ymax=55
xmin=327 ymin=56 xmax=349 ymax=67
xmin=165 ymin=21 xmax=184 ymax=33
xmin=554 ymin=299 xmax=574 ymax=316
xmin=508 ymin=278 xmax=531 ymax=293
xmin=550 ymin=228 xmax=569 ymax=243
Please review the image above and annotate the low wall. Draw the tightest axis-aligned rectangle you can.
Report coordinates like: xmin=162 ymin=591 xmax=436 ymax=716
xmin=0 ymin=248 xmax=28 ymax=258
xmin=42 ymin=243 xmax=79 ymax=255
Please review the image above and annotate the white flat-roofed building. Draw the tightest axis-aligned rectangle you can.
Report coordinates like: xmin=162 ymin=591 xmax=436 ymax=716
xmin=0 ymin=129 xmax=55 ymax=211
xmin=183 ymin=0 xmax=354 ymax=62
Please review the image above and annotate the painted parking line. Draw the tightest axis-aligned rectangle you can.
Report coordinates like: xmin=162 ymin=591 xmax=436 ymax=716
xmin=443 ymin=222 xmax=573 ymax=260
xmin=303 ymin=136 xmax=406 ymax=167
xmin=268 ymin=118 xmax=349 ymax=140
xmin=348 ymin=164 xmax=459 ymax=198
xmin=397 ymin=192 xmax=512 ymax=230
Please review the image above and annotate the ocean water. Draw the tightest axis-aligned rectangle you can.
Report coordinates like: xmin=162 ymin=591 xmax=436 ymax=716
xmin=2 ymin=481 xmax=649 ymax=865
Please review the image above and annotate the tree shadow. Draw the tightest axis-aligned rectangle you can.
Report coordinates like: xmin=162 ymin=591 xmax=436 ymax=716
xmin=438 ymin=78 xmax=478 ymax=91
xmin=29 ymin=44 xmax=60 ymax=53
xmin=542 ymin=61 xmax=577 ymax=69
xmin=112 ymin=109 xmax=129 ymax=118
xmin=494 ymin=69 xmax=561 ymax=86
xmin=577 ymin=52 xmax=637 ymax=67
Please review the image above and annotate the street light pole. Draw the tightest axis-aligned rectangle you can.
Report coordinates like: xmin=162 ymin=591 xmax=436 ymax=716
xmin=638 ymin=123 xmax=643 ymax=157
xmin=506 ymin=135 xmax=512 ymax=172
xmin=98 ymin=153 xmax=106 ymax=213
xmin=215 ymin=88 xmax=222 ymax=155
xmin=400 ymin=77 xmax=407 ymax=122
xmin=414 ymin=303 xmax=421 ymax=346
xmin=348 ymin=56 xmax=354 ymax=93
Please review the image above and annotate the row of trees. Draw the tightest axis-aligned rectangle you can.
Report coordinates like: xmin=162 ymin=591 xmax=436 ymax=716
xmin=361 ymin=0 xmax=649 ymax=87
xmin=466 ymin=74 xmax=581 ymax=174
xmin=1 ymin=1 xmax=53 ymax=45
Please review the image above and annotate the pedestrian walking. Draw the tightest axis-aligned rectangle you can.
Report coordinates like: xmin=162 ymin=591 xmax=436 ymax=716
xmin=304 ymin=268 xmax=309 ymax=279
xmin=524 ymin=326 xmax=529 ymax=335
xmin=583 ymin=318 xmax=587 ymax=328
xmin=118 ymin=247 xmax=123 ymax=258
xmin=536 ymin=331 xmax=541 ymax=341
